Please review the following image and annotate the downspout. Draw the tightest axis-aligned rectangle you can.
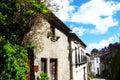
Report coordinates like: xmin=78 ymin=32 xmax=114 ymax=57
xmin=68 ymin=34 xmax=73 ymax=80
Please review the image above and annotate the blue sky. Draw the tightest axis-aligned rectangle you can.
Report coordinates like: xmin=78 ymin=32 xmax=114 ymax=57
xmin=48 ymin=0 xmax=120 ymax=53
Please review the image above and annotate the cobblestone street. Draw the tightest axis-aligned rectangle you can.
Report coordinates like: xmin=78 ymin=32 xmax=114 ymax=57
xmin=91 ymin=78 xmax=106 ymax=80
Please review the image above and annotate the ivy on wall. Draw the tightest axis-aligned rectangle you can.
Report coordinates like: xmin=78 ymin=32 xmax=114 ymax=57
xmin=0 ymin=0 xmax=50 ymax=79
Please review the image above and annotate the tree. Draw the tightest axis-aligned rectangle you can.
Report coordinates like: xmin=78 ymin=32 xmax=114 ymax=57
xmin=0 ymin=40 xmax=29 ymax=80
xmin=91 ymin=48 xmax=99 ymax=55
xmin=111 ymin=49 xmax=120 ymax=80
xmin=45 ymin=0 xmax=63 ymax=11
xmin=0 ymin=0 xmax=50 ymax=79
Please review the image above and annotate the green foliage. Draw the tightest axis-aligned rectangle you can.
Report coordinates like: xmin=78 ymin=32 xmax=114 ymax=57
xmin=0 ymin=0 xmax=51 ymax=43
xmin=0 ymin=41 xmax=29 ymax=80
xmin=0 ymin=12 xmax=8 ymax=26
xmin=0 ymin=0 xmax=51 ymax=79
xmin=39 ymin=72 xmax=50 ymax=80
xmin=111 ymin=49 xmax=120 ymax=80
xmin=30 ymin=1 xmax=51 ymax=14
xmin=23 ymin=10 xmax=36 ymax=17
xmin=91 ymin=48 xmax=99 ymax=55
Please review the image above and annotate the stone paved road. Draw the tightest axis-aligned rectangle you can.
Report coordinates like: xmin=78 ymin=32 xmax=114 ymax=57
xmin=91 ymin=78 xmax=106 ymax=80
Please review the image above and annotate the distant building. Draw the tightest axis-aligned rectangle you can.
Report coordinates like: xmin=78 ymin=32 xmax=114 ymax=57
xmin=90 ymin=53 xmax=110 ymax=77
xmin=90 ymin=42 xmax=120 ymax=79
xmin=90 ymin=54 xmax=101 ymax=76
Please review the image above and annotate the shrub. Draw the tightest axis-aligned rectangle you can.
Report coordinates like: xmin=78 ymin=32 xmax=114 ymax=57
xmin=39 ymin=72 xmax=50 ymax=80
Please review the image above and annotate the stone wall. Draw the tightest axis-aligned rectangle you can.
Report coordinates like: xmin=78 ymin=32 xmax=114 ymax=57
xmin=22 ymin=14 xmax=70 ymax=80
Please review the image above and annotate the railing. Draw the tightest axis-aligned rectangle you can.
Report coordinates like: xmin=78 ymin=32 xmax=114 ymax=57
xmin=81 ymin=56 xmax=87 ymax=63
xmin=75 ymin=56 xmax=88 ymax=67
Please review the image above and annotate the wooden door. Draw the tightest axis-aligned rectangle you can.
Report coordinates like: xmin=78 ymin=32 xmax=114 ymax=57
xmin=27 ymin=57 xmax=30 ymax=80
xmin=50 ymin=59 xmax=57 ymax=80
xmin=27 ymin=50 xmax=35 ymax=80
xmin=41 ymin=58 xmax=47 ymax=73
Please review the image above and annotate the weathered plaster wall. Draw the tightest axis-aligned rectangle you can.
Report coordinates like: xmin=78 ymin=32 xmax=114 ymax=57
xmin=37 ymin=28 xmax=70 ymax=80
xmin=22 ymin=15 xmax=70 ymax=80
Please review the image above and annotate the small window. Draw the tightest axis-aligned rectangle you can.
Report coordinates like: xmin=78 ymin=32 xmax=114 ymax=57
xmin=41 ymin=58 xmax=47 ymax=73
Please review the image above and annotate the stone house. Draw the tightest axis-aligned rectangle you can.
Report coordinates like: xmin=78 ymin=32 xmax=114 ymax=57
xmin=22 ymin=13 xmax=87 ymax=80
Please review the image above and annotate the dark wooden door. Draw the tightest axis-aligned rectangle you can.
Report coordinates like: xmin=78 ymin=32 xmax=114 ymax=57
xmin=28 ymin=50 xmax=35 ymax=80
xmin=27 ymin=57 xmax=30 ymax=80
xmin=50 ymin=59 xmax=57 ymax=80
xmin=41 ymin=58 xmax=47 ymax=73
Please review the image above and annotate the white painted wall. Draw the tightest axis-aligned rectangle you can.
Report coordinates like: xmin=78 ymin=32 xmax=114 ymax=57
xmin=73 ymin=64 xmax=87 ymax=80
xmin=91 ymin=57 xmax=100 ymax=76
xmin=71 ymin=41 xmax=87 ymax=80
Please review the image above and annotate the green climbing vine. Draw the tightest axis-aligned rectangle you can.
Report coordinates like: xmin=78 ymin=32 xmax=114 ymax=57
xmin=0 ymin=0 xmax=51 ymax=79
xmin=0 ymin=40 xmax=29 ymax=80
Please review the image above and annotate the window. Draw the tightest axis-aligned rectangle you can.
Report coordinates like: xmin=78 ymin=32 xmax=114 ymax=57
xmin=78 ymin=47 xmax=80 ymax=63
xmin=81 ymin=50 xmax=83 ymax=62
xmin=81 ymin=50 xmax=84 ymax=62
xmin=50 ymin=59 xmax=57 ymax=80
xmin=75 ymin=47 xmax=77 ymax=67
xmin=96 ymin=58 xmax=98 ymax=63
xmin=41 ymin=58 xmax=47 ymax=73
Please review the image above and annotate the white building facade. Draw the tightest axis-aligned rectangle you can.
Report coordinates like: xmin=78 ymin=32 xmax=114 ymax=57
xmin=70 ymin=34 xmax=88 ymax=80
xmin=91 ymin=56 xmax=101 ymax=76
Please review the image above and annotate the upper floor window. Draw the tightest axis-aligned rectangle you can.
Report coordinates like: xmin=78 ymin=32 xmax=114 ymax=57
xmin=75 ymin=47 xmax=77 ymax=67
xmin=96 ymin=58 xmax=98 ymax=63
xmin=78 ymin=47 xmax=80 ymax=63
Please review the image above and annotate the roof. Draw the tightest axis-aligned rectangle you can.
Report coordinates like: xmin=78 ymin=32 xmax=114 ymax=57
xmin=48 ymin=13 xmax=71 ymax=35
xmin=70 ymin=33 xmax=87 ymax=48
xmin=48 ymin=13 xmax=87 ymax=48
xmin=90 ymin=52 xmax=110 ymax=59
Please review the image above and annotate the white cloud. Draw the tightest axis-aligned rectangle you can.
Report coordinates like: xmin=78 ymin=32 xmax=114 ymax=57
xmin=86 ymin=35 xmax=118 ymax=53
xmin=51 ymin=0 xmax=120 ymax=35
xmin=48 ymin=0 xmax=120 ymax=35
xmin=49 ymin=0 xmax=75 ymax=21
xmin=49 ymin=0 xmax=120 ymax=53
xmin=70 ymin=0 xmax=120 ymax=34
xmin=72 ymin=27 xmax=88 ymax=36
